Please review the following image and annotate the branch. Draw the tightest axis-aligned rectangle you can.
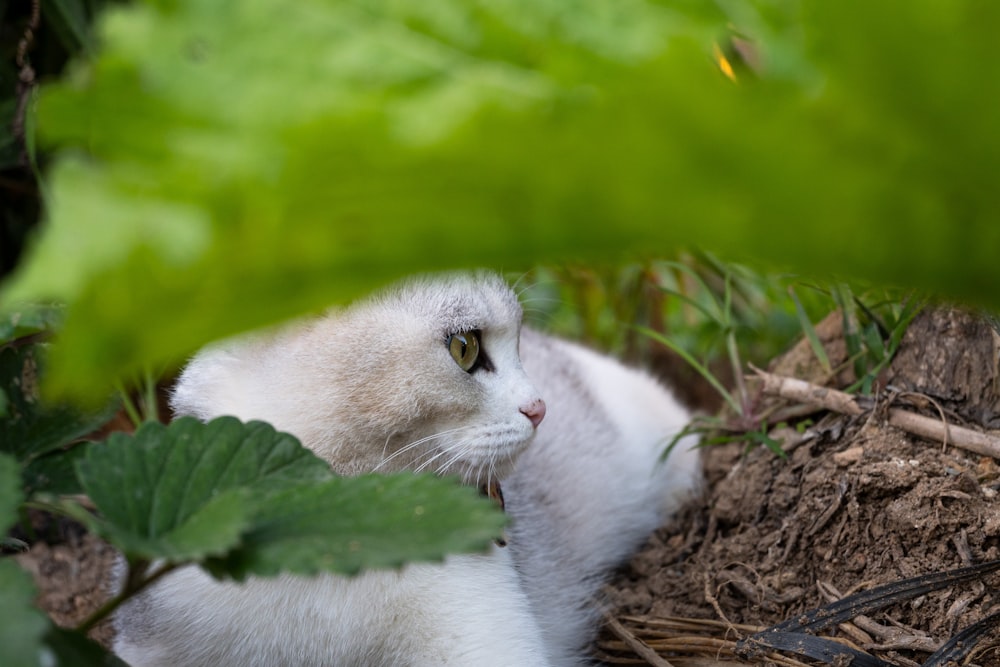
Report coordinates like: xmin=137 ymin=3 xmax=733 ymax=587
xmin=753 ymin=369 xmax=1000 ymax=460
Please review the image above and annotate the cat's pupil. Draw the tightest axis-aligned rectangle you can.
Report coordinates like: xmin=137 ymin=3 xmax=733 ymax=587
xmin=448 ymin=331 xmax=480 ymax=372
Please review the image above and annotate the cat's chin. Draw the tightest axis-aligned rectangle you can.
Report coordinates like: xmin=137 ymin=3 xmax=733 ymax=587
xmin=451 ymin=456 xmax=519 ymax=488
xmin=478 ymin=478 xmax=505 ymax=511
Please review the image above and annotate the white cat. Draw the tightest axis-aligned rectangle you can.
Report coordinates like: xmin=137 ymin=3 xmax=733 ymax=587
xmin=113 ymin=272 xmax=700 ymax=666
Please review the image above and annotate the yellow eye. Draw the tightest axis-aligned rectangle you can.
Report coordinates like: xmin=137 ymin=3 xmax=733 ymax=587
xmin=448 ymin=331 xmax=480 ymax=372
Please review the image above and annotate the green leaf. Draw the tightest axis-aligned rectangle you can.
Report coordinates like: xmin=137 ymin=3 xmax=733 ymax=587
xmin=40 ymin=626 xmax=127 ymax=667
xmin=0 ymin=344 xmax=117 ymax=462
xmin=74 ymin=417 xmax=504 ymax=577
xmin=0 ymin=304 xmax=63 ymax=345
xmin=75 ymin=417 xmax=332 ymax=561
xmin=21 ymin=444 xmax=89 ymax=496
xmin=0 ymin=559 xmax=50 ymax=667
xmin=207 ymin=472 xmax=506 ymax=579
xmin=6 ymin=0 xmax=1000 ymax=400
xmin=0 ymin=452 xmax=23 ymax=533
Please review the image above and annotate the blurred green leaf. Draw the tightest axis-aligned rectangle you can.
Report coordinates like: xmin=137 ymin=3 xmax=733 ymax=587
xmin=0 ymin=559 xmax=49 ymax=667
xmin=3 ymin=0 xmax=999 ymax=399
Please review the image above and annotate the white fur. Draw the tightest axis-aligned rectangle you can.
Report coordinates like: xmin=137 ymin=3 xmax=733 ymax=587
xmin=115 ymin=549 xmax=547 ymax=666
xmin=113 ymin=273 xmax=700 ymax=666
xmin=508 ymin=331 xmax=700 ymax=660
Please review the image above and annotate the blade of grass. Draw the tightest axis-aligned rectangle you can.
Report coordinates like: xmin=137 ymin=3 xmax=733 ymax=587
xmin=658 ymin=260 xmax=726 ymax=323
xmin=789 ymin=285 xmax=832 ymax=375
xmin=638 ymin=325 xmax=742 ymax=416
xmin=834 ymin=283 xmax=866 ymax=381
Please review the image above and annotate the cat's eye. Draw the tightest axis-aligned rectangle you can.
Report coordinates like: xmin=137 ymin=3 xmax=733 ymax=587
xmin=447 ymin=331 xmax=480 ymax=372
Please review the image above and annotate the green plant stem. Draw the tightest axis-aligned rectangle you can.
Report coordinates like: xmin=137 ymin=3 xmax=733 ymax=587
xmin=116 ymin=381 xmax=142 ymax=428
xmin=725 ymin=330 xmax=749 ymax=419
xmin=75 ymin=560 xmax=180 ymax=634
xmin=142 ymin=367 xmax=159 ymax=423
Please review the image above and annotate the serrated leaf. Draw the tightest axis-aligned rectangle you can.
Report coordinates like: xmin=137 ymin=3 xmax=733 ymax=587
xmin=207 ymin=472 xmax=506 ymax=579
xmin=0 ymin=452 xmax=23 ymax=533
xmin=0 ymin=559 xmax=50 ymax=667
xmin=76 ymin=417 xmax=332 ymax=560
xmin=101 ymin=489 xmax=250 ymax=562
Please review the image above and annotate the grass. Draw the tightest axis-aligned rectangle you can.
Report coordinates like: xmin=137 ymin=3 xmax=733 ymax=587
xmin=519 ymin=254 xmax=923 ymax=457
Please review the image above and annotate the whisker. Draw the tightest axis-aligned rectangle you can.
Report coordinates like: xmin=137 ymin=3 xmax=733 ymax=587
xmin=372 ymin=426 xmax=468 ymax=472
xmin=416 ymin=438 xmax=471 ymax=475
xmin=380 ymin=434 xmax=391 ymax=462
xmin=414 ymin=449 xmax=450 ymax=474
xmin=509 ymin=271 xmax=530 ymax=295
xmin=435 ymin=443 xmax=474 ymax=479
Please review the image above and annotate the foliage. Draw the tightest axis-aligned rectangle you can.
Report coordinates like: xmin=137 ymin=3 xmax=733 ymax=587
xmin=518 ymin=256 xmax=830 ymax=389
xmin=1 ymin=0 xmax=998 ymax=400
xmin=519 ymin=258 xmax=924 ymax=457
xmin=1 ymin=327 xmax=505 ymax=665
xmin=1 ymin=1 xmax=996 ymax=664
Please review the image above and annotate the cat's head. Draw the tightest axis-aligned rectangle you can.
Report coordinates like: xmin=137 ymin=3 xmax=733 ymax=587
xmin=171 ymin=272 xmax=545 ymax=487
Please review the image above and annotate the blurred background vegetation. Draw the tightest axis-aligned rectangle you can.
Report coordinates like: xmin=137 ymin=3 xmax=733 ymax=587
xmin=1 ymin=0 xmax=997 ymax=405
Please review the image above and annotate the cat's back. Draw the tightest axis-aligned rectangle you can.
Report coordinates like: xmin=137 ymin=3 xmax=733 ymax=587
xmin=506 ymin=327 xmax=701 ymax=659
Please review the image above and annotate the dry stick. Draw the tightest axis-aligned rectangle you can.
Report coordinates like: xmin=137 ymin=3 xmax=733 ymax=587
xmin=604 ymin=614 xmax=677 ymax=667
xmin=753 ymin=370 xmax=1000 ymax=460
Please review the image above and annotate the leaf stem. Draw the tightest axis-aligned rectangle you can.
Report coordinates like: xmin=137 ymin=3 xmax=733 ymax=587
xmin=75 ymin=559 xmax=180 ymax=634
xmin=141 ymin=367 xmax=159 ymax=423
xmin=116 ymin=381 xmax=142 ymax=428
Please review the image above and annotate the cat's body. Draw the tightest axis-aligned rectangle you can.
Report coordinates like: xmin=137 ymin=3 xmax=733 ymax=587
xmin=113 ymin=273 xmax=700 ymax=666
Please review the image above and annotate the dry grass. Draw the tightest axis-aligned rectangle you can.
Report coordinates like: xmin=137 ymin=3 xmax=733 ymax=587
xmin=597 ymin=615 xmax=863 ymax=667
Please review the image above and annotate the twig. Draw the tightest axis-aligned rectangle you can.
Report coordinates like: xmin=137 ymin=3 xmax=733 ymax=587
xmin=14 ymin=0 xmax=41 ymax=169
xmin=753 ymin=369 xmax=1000 ymax=460
xmin=604 ymin=613 xmax=677 ymax=667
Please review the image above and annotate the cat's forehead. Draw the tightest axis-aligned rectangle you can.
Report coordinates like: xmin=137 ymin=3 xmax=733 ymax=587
xmin=376 ymin=272 xmax=522 ymax=334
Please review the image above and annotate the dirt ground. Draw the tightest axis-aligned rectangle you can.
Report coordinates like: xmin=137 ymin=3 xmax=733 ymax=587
xmin=600 ymin=308 xmax=1000 ymax=666
xmin=13 ymin=307 xmax=1000 ymax=666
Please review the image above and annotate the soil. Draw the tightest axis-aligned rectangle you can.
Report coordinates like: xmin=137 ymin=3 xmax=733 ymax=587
xmin=11 ymin=306 xmax=1000 ymax=666
xmin=600 ymin=307 xmax=1000 ymax=666
xmin=13 ymin=515 xmax=118 ymax=647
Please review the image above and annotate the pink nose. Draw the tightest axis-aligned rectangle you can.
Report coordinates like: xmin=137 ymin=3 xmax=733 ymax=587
xmin=520 ymin=399 xmax=546 ymax=429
